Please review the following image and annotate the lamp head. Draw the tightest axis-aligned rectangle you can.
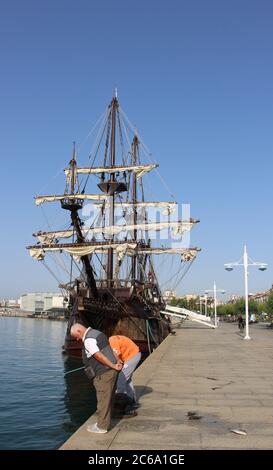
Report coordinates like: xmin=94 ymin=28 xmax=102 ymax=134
xmin=204 ymin=290 xmax=209 ymax=294
xmin=225 ymin=265 xmax=233 ymax=272
xmin=221 ymin=290 xmax=226 ymax=294
xmin=259 ymin=265 xmax=267 ymax=271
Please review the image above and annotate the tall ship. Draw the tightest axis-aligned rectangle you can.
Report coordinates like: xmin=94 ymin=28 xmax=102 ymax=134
xmin=27 ymin=94 xmax=200 ymax=357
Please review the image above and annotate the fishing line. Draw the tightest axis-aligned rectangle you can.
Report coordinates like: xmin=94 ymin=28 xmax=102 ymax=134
xmin=64 ymin=366 xmax=85 ymax=376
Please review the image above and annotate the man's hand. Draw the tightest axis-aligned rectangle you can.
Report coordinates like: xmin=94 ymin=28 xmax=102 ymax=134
xmin=93 ymin=351 xmax=124 ymax=371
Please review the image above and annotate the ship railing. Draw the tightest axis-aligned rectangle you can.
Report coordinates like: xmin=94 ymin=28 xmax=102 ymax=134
xmin=61 ymin=198 xmax=84 ymax=211
xmin=96 ymin=279 xmax=136 ymax=289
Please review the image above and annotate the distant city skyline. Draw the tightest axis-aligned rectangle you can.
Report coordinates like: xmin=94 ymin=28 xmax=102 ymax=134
xmin=1 ymin=0 xmax=272 ymax=298
xmin=2 ymin=283 xmax=273 ymax=304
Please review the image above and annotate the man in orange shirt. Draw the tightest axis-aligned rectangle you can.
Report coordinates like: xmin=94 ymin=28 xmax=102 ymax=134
xmin=109 ymin=335 xmax=141 ymax=407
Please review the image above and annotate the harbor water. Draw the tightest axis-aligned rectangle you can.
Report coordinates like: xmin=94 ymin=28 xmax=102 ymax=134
xmin=0 ymin=317 xmax=96 ymax=449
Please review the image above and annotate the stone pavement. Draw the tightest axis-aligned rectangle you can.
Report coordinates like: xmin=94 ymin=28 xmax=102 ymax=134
xmin=60 ymin=321 xmax=273 ymax=450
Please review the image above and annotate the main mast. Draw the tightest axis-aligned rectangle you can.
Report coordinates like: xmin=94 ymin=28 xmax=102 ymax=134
xmin=96 ymin=95 xmax=130 ymax=287
xmin=107 ymin=97 xmax=117 ymax=285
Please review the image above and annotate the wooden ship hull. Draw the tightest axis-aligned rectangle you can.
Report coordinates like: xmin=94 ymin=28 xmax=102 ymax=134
xmin=63 ymin=285 xmax=171 ymax=357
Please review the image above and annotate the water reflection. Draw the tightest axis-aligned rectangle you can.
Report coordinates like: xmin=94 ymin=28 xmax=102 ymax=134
xmin=62 ymin=355 xmax=97 ymax=434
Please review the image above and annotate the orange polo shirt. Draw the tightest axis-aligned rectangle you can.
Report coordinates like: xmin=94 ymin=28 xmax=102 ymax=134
xmin=109 ymin=335 xmax=140 ymax=362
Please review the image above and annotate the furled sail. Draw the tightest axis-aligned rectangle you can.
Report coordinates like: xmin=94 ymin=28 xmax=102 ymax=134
xmin=35 ymin=194 xmax=107 ymax=206
xmin=96 ymin=201 xmax=177 ymax=208
xmin=138 ymin=247 xmax=200 ymax=261
xmin=28 ymin=241 xmax=199 ymax=261
xmin=33 ymin=219 xmax=199 ymax=243
xmin=28 ymin=241 xmax=138 ymax=260
xmin=64 ymin=164 xmax=158 ymax=180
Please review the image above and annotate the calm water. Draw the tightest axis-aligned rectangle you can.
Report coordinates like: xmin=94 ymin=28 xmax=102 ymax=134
xmin=0 ymin=317 xmax=96 ymax=449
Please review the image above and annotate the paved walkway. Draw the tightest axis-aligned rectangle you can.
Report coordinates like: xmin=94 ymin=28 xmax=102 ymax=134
xmin=60 ymin=321 xmax=273 ymax=450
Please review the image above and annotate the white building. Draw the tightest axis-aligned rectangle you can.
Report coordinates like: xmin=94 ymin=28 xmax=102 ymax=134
xmin=20 ymin=292 xmax=65 ymax=313
xmin=6 ymin=299 xmax=20 ymax=308
xmin=163 ymin=290 xmax=176 ymax=302
xmin=249 ymin=285 xmax=273 ymax=305
xmin=228 ymin=294 xmax=241 ymax=304
xmin=181 ymin=294 xmax=198 ymax=302
xmin=0 ymin=299 xmax=20 ymax=309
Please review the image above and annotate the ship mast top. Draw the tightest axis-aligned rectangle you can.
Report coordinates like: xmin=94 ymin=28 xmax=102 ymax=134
xmin=70 ymin=141 xmax=76 ymax=195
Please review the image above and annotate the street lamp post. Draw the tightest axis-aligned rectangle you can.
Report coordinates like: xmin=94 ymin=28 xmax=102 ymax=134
xmin=205 ymin=282 xmax=225 ymax=327
xmin=225 ymin=245 xmax=267 ymax=340
xmin=204 ymin=294 xmax=208 ymax=316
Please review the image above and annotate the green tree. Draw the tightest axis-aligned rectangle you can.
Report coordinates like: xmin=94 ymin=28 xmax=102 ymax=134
xmin=258 ymin=302 xmax=268 ymax=320
xmin=169 ymin=298 xmax=189 ymax=308
xmin=266 ymin=293 xmax=273 ymax=323
xmin=234 ymin=298 xmax=245 ymax=316
xmin=233 ymin=297 xmax=259 ymax=316
xmin=249 ymin=299 xmax=258 ymax=314
xmin=170 ymin=298 xmax=179 ymax=307
xmin=217 ymin=303 xmax=235 ymax=317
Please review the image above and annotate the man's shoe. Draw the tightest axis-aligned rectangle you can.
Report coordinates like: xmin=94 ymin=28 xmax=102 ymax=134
xmin=87 ymin=422 xmax=108 ymax=433
xmin=113 ymin=409 xmax=138 ymax=419
xmin=122 ymin=410 xmax=138 ymax=418
xmin=126 ymin=398 xmax=140 ymax=410
xmin=130 ymin=401 xmax=140 ymax=409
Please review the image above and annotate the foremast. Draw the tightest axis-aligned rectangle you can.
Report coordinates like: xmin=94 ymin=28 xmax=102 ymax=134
xmin=61 ymin=143 xmax=98 ymax=298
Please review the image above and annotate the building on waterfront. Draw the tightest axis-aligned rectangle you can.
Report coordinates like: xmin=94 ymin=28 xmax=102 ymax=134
xmin=0 ymin=299 xmax=20 ymax=309
xmin=163 ymin=289 xmax=176 ymax=302
xmin=249 ymin=284 xmax=273 ymax=304
xmin=20 ymin=292 xmax=66 ymax=314
xmin=181 ymin=294 xmax=198 ymax=301
xmin=227 ymin=285 xmax=273 ymax=306
xmin=227 ymin=294 xmax=241 ymax=304
xmin=45 ymin=306 xmax=68 ymax=319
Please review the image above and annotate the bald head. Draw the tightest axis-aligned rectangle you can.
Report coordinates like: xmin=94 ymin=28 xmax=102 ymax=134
xmin=70 ymin=323 xmax=87 ymax=341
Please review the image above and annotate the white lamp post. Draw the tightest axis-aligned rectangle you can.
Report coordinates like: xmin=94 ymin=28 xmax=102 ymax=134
xmin=224 ymin=245 xmax=267 ymax=340
xmin=205 ymin=282 xmax=225 ymax=327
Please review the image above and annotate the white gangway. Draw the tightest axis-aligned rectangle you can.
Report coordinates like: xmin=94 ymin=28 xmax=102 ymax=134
xmin=161 ymin=305 xmax=217 ymax=328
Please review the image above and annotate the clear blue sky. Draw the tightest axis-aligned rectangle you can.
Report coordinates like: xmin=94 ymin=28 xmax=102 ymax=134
xmin=1 ymin=0 xmax=273 ymax=299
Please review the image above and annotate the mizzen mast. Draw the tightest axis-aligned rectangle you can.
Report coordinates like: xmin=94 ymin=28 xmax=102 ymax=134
xmin=131 ymin=135 xmax=139 ymax=281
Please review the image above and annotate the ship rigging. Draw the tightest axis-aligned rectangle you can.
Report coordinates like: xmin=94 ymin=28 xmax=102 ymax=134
xmin=27 ymin=95 xmax=200 ymax=356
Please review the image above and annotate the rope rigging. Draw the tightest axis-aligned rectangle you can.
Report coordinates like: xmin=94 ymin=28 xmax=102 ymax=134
xmin=29 ymin=96 xmax=199 ymax=354
xmin=81 ymin=113 xmax=110 ymax=193
xmin=119 ymin=106 xmax=176 ymax=200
